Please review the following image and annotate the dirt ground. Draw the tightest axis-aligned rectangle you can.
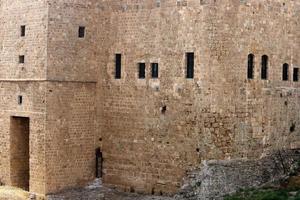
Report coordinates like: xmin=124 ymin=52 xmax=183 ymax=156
xmin=0 ymin=180 xmax=176 ymax=200
xmin=49 ymin=179 xmax=176 ymax=200
xmin=0 ymin=186 xmax=29 ymax=200
xmin=48 ymin=186 xmax=175 ymax=200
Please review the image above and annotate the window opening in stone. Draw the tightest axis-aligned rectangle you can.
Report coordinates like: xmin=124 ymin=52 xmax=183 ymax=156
xmin=293 ymin=68 xmax=299 ymax=82
xmin=151 ymin=63 xmax=159 ymax=78
xmin=261 ymin=55 xmax=268 ymax=80
xmin=282 ymin=63 xmax=289 ymax=81
xmin=186 ymin=52 xmax=194 ymax=79
xmin=247 ymin=54 xmax=254 ymax=79
xmin=19 ymin=55 xmax=25 ymax=64
xmin=18 ymin=96 xmax=23 ymax=105
xmin=115 ymin=54 xmax=122 ymax=79
xmin=138 ymin=63 xmax=146 ymax=79
xmin=160 ymin=105 xmax=167 ymax=114
xmin=290 ymin=123 xmax=296 ymax=132
xmin=21 ymin=25 xmax=26 ymax=37
xmin=78 ymin=26 xmax=85 ymax=38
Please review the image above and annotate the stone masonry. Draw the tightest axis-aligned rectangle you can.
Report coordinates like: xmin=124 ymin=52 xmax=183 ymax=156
xmin=175 ymin=149 xmax=300 ymax=199
xmin=0 ymin=0 xmax=300 ymax=197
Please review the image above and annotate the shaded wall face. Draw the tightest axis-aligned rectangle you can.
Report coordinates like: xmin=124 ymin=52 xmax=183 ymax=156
xmin=0 ymin=0 xmax=48 ymax=80
xmin=45 ymin=82 xmax=96 ymax=194
xmin=96 ymin=0 xmax=300 ymax=194
xmin=44 ymin=0 xmax=102 ymax=194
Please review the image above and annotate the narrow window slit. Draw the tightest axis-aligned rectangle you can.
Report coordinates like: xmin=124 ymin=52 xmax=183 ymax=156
xmin=138 ymin=63 xmax=146 ymax=79
xmin=78 ymin=26 xmax=85 ymax=38
xmin=261 ymin=55 xmax=268 ymax=80
xmin=290 ymin=123 xmax=296 ymax=133
xmin=247 ymin=54 xmax=254 ymax=79
xmin=21 ymin=25 xmax=26 ymax=37
xmin=19 ymin=55 xmax=25 ymax=64
xmin=293 ymin=68 xmax=299 ymax=82
xmin=160 ymin=105 xmax=167 ymax=114
xmin=151 ymin=63 xmax=159 ymax=78
xmin=282 ymin=63 xmax=289 ymax=81
xmin=18 ymin=95 xmax=23 ymax=105
xmin=186 ymin=52 xmax=194 ymax=79
xmin=115 ymin=54 xmax=122 ymax=79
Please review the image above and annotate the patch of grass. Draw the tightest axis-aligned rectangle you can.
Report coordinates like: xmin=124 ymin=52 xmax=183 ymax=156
xmin=224 ymin=188 xmax=300 ymax=200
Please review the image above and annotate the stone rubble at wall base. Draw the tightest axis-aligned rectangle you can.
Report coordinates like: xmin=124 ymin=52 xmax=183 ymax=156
xmin=175 ymin=149 xmax=300 ymax=200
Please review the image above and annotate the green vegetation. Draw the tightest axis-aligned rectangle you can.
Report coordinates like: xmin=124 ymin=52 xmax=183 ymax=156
xmin=224 ymin=188 xmax=300 ymax=200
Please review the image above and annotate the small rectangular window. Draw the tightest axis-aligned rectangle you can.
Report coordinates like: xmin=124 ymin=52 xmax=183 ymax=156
xmin=19 ymin=55 xmax=25 ymax=64
xmin=247 ymin=54 xmax=254 ymax=79
xmin=78 ymin=26 xmax=85 ymax=38
xmin=138 ymin=63 xmax=146 ymax=79
xmin=115 ymin=54 xmax=121 ymax=79
xmin=282 ymin=63 xmax=289 ymax=81
xmin=261 ymin=55 xmax=268 ymax=80
xmin=18 ymin=95 xmax=23 ymax=105
xmin=151 ymin=63 xmax=159 ymax=78
xmin=293 ymin=68 xmax=299 ymax=82
xmin=21 ymin=25 xmax=26 ymax=37
xmin=186 ymin=52 xmax=194 ymax=79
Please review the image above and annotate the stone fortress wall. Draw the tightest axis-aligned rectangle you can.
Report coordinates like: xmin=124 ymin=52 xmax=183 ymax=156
xmin=98 ymin=0 xmax=300 ymax=195
xmin=0 ymin=0 xmax=48 ymax=194
xmin=0 ymin=0 xmax=300 ymax=196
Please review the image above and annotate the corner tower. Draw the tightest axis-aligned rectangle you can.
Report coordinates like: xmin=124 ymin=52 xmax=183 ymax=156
xmin=0 ymin=0 xmax=103 ymax=195
xmin=0 ymin=0 xmax=48 ymax=194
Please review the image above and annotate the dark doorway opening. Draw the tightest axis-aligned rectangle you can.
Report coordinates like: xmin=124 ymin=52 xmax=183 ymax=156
xmin=10 ymin=117 xmax=30 ymax=191
xmin=95 ymin=148 xmax=103 ymax=178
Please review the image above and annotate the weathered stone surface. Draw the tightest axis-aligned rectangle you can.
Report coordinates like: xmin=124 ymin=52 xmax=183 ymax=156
xmin=0 ymin=0 xmax=300 ymax=197
xmin=175 ymin=150 xmax=300 ymax=200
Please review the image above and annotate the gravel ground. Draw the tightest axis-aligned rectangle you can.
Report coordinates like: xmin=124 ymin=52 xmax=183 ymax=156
xmin=47 ymin=179 xmax=175 ymax=200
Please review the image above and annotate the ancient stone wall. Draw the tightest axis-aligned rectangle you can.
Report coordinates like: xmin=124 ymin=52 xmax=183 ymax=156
xmin=44 ymin=82 xmax=96 ymax=194
xmin=0 ymin=0 xmax=48 ymax=194
xmin=0 ymin=82 xmax=47 ymax=194
xmin=0 ymin=0 xmax=48 ymax=79
xmin=46 ymin=0 xmax=107 ymax=82
xmin=175 ymin=149 xmax=300 ymax=200
xmin=1 ymin=0 xmax=300 ymax=197
xmin=97 ymin=0 xmax=300 ymax=195
xmin=43 ymin=0 xmax=102 ymax=194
